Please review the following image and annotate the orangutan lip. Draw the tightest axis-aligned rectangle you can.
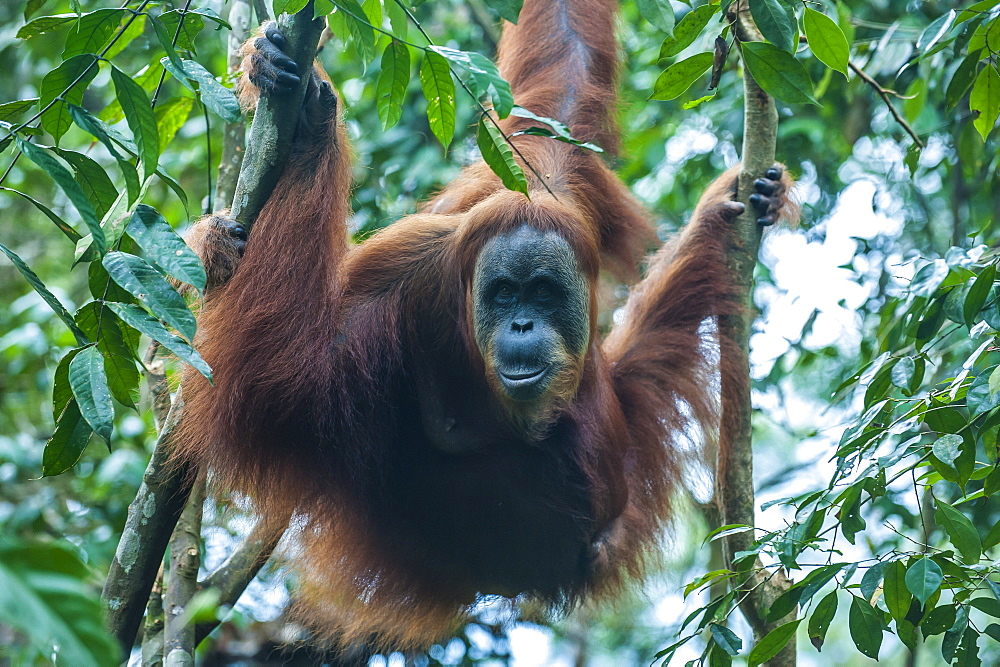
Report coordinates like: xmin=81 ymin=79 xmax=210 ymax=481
xmin=499 ymin=366 xmax=548 ymax=383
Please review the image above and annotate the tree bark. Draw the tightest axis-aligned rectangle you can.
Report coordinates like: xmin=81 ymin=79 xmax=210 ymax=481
xmin=719 ymin=3 xmax=796 ymax=665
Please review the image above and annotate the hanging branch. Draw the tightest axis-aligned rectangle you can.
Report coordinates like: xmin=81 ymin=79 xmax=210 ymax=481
xmin=719 ymin=3 xmax=796 ymax=665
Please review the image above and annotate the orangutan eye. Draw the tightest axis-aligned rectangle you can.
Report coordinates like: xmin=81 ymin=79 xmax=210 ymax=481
xmin=494 ymin=283 xmax=516 ymax=304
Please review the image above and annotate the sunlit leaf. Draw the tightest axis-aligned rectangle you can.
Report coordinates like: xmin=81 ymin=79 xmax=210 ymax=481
xmin=741 ymin=42 xmax=819 ymax=105
xmin=803 ymin=8 xmax=849 ymax=76
xmin=477 ymin=117 xmax=528 ymax=197
xmin=660 ymin=5 xmax=717 ymax=59
xmin=420 ymin=50 xmax=456 ymax=148
xmin=637 ymin=0 xmax=675 ymax=34
xmin=651 ymin=52 xmax=713 ymax=100
xmin=377 ymin=40 xmax=410 ymax=130
xmin=905 ymin=557 xmax=943 ymax=605
xmin=62 ymin=8 xmax=126 ymax=58
xmin=970 ymin=63 xmax=1000 ymax=140
xmin=39 ymin=54 xmax=98 ymax=142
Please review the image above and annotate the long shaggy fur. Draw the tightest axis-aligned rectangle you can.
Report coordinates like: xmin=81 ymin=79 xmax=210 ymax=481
xmin=176 ymin=0 xmax=795 ymax=652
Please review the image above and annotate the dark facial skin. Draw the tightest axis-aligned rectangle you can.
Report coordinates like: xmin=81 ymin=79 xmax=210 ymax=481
xmin=473 ymin=226 xmax=590 ymax=403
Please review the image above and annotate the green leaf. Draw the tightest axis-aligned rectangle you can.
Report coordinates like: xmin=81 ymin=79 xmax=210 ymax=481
xmin=849 ymin=595 xmax=883 ymax=660
xmin=509 ymin=106 xmax=603 ymax=151
xmin=158 ymin=9 xmax=205 ymax=52
xmin=377 ymin=40 xmax=410 ymax=130
xmin=0 ymin=242 xmax=88 ymax=344
xmin=970 ymin=596 xmax=1000 ymax=618
xmin=274 ymin=0 xmax=311 ymax=15
xmin=102 ymin=252 xmax=196 ymax=341
xmin=918 ymin=10 xmax=957 ymax=51
xmin=106 ymin=303 xmax=212 ymax=380
xmin=808 ymin=590 xmax=838 ymax=651
xmin=860 ymin=560 xmax=886 ymax=601
xmin=431 ymin=47 xmax=514 ymax=119
xmin=155 ymin=96 xmax=194 ymax=148
xmin=883 ymin=560 xmax=911 ymax=622
xmin=110 ymin=66 xmax=160 ymax=176
xmin=336 ymin=0 xmax=376 ymax=64
xmin=62 ymin=8 xmax=126 ymax=58
xmin=803 ymin=8 xmax=849 ymax=76
xmin=922 ymin=604 xmax=957 ymax=635
xmin=52 ymin=347 xmax=82 ymax=425
xmin=39 ymin=54 xmax=99 ymax=142
xmin=52 ymin=148 xmax=118 ymax=219
xmin=985 ymin=623 xmax=1000 ymax=642
xmin=948 ymin=55 xmax=981 ymax=110
xmin=891 ymin=356 xmax=915 ymax=389
xmin=651 ymin=52 xmax=713 ymax=101
xmin=0 ymin=186 xmax=81 ymax=242
xmin=750 ymin=0 xmax=797 ymax=52
xmin=75 ymin=303 xmax=140 ymax=409
xmin=488 ymin=0 xmax=523 ymax=24
xmin=68 ymin=104 xmax=142 ymax=205
xmin=968 ymin=371 xmax=1000 ymax=416
xmin=385 ymin=0 xmax=407 ymax=37
xmin=103 ymin=13 xmax=145 ymax=60
xmin=0 ymin=540 xmax=119 ymax=663
xmin=660 ymin=5 xmax=717 ymax=58
xmin=637 ymin=0 xmax=675 ymax=34
xmin=16 ymin=13 xmax=77 ymax=39
xmin=0 ymin=98 xmax=39 ymax=122
xmin=933 ymin=434 xmax=963 ymax=470
xmin=68 ymin=345 xmax=114 ymax=442
xmin=970 ymin=64 xmax=1000 ymax=140
xmin=986 ymin=519 xmax=1000 ymax=551
xmin=477 ymin=117 xmax=528 ymax=197
xmin=126 ymin=205 xmax=206 ymax=290
xmin=43 ymin=400 xmax=92 ymax=476
xmin=747 ymin=619 xmax=800 ymax=666
xmin=935 ymin=500 xmax=982 ymax=564
xmin=741 ymin=42 xmax=819 ymax=105
xmin=15 ymin=138 xmax=105 ymax=255
xmin=708 ymin=623 xmax=742 ymax=656
xmin=172 ymin=59 xmax=242 ymax=124
xmin=965 ymin=264 xmax=996 ymax=324
xmin=943 ymin=606 xmax=969 ymax=663
xmin=420 ymin=50 xmax=456 ymax=149
xmin=906 ymin=557 xmax=943 ymax=606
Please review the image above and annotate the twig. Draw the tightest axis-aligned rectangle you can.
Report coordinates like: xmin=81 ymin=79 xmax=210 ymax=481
xmin=141 ymin=566 xmax=166 ymax=666
xmin=849 ymin=61 xmax=925 ymax=148
xmin=164 ymin=478 xmax=205 ymax=662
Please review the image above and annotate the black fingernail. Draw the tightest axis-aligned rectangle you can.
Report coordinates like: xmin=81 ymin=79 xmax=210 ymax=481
xmin=766 ymin=167 xmax=781 ymax=179
xmin=757 ymin=217 xmax=775 ymax=226
xmin=749 ymin=193 xmax=768 ymax=209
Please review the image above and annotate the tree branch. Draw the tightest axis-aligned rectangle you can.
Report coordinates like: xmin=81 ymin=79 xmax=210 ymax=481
xmin=849 ymin=61 xmax=925 ymax=148
xmin=216 ymin=0 xmax=252 ymax=209
xmin=164 ymin=479 xmax=205 ymax=663
xmin=720 ymin=3 xmax=796 ymax=664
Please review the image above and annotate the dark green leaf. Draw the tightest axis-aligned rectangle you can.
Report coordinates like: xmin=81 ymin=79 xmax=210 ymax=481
xmin=808 ymin=590 xmax=837 ymax=651
xmin=274 ymin=0 xmax=311 ymax=16
xmin=102 ymin=252 xmax=196 ymax=341
xmin=335 ymin=0 xmax=376 ymax=64
xmin=747 ymin=619 xmax=800 ymax=666
xmin=637 ymin=0 xmax=675 ymax=34
xmin=67 ymin=104 xmax=141 ymax=205
xmin=126 ymin=205 xmax=206 ymax=290
xmin=750 ymin=0 xmax=797 ymax=52
xmin=849 ymin=595 xmax=883 ymax=659
xmin=16 ymin=13 xmax=77 ymax=39
xmin=377 ymin=41 xmax=410 ymax=130
xmin=947 ymin=55 xmax=980 ymax=110
xmin=803 ymin=7 xmax=849 ymax=75
xmin=970 ymin=597 xmax=1000 ymax=618
xmin=62 ymin=8 xmax=126 ymax=58
xmin=0 ymin=242 xmax=88 ymax=343
xmin=68 ymin=345 xmax=113 ymax=442
xmin=488 ymin=0 xmax=523 ymax=24
xmin=968 ymin=371 xmax=1000 ymax=416
xmin=52 ymin=347 xmax=81 ymax=424
xmin=651 ymin=52 xmax=713 ymax=101
xmin=708 ymin=623 xmax=742 ymax=656
xmin=922 ymin=604 xmax=957 ymax=635
xmin=0 ymin=98 xmax=39 ymax=122
xmin=936 ymin=501 xmax=981 ymax=564
xmin=986 ymin=516 xmax=1000 ymax=551
xmin=798 ymin=563 xmax=847 ymax=603
xmin=883 ymin=560 xmax=910 ymax=622
xmin=766 ymin=586 xmax=802 ymax=623
xmin=965 ymin=264 xmax=996 ymax=324
xmin=420 ymin=51 xmax=456 ymax=149
xmin=52 ymin=148 xmax=118 ymax=218
xmin=906 ymin=557 xmax=943 ymax=606
xmin=477 ymin=117 xmax=528 ymax=197
xmin=741 ymin=42 xmax=819 ymax=105
xmin=110 ymin=66 xmax=159 ymax=175
xmin=171 ymin=59 xmax=242 ymax=124
xmin=158 ymin=9 xmax=205 ymax=52
xmin=659 ymin=5 xmax=717 ymax=59
xmin=16 ymin=138 xmax=105 ymax=254
xmin=39 ymin=54 xmax=98 ymax=142
xmin=43 ymin=400 xmax=92 ymax=476
xmin=985 ymin=623 xmax=1000 ymax=642
xmin=106 ymin=303 xmax=212 ymax=380
xmin=149 ymin=14 xmax=186 ymax=77
xmin=860 ymin=560 xmax=886 ymax=602
xmin=75 ymin=302 xmax=140 ymax=409
xmin=0 ymin=186 xmax=81 ymax=242
xmin=956 ymin=625 xmax=981 ymax=666
xmin=943 ymin=606 xmax=969 ymax=663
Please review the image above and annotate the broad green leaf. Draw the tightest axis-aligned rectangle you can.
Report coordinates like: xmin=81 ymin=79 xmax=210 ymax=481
xmin=477 ymin=117 xmax=528 ymax=197
xmin=102 ymin=13 xmax=145 ymax=60
xmin=52 ymin=347 xmax=82 ymax=425
xmin=891 ymin=356 xmax=915 ymax=389
xmin=906 ymin=557 xmax=943 ymax=605
xmin=68 ymin=345 xmax=113 ymax=442
xmin=708 ymin=623 xmax=741 ymax=657
xmin=15 ymin=13 xmax=77 ymax=39
xmin=651 ymin=52 xmax=713 ymax=100
xmin=509 ymin=106 xmax=603 ymax=151
xmin=62 ymin=8 xmax=125 ymax=58
xmin=798 ymin=563 xmax=848 ymax=603
xmin=0 ymin=186 xmax=81 ymax=242
xmin=99 ymin=62 xmax=162 ymax=125
xmin=149 ymin=14 xmax=186 ymax=78
xmin=923 ymin=605 xmax=957 ymax=635
xmin=750 ymin=0 xmax=797 ymax=52
xmin=420 ymin=51 xmax=456 ymax=149
xmin=110 ymin=66 xmax=160 ymax=175
xmin=171 ymin=59 xmax=242 ymax=124
xmin=987 ymin=517 xmax=1000 ymax=551
xmin=488 ymin=0 xmax=523 ymax=24
xmin=747 ymin=619 xmax=800 ymax=666
xmin=0 ymin=243 xmax=87 ymax=344
xmin=430 ymin=46 xmax=514 ymax=119
xmin=883 ymin=560 xmax=911 ymax=622
xmin=637 ymin=0 xmax=675 ymax=35
xmin=154 ymin=96 xmax=194 ymax=148
xmin=964 ymin=264 xmax=995 ymax=323
xmin=126 ymin=205 xmax=206 ymax=290
xmin=336 ymin=0 xmax=376 ymax=63
xmin=808 ymin=590 xmax=837 ymax=651
xmin=849 ymin=595 xmax=883 ymax=660
xmin=860 ymin=560 xmax=886 ymax=601
xmin=741 ymin=42 xmax=819 ymax=105
xmin=106 ymin=303 xmax=211 ymax=380
xmin=386 ymin=0 xmax=407 ymax=37
xmin=43 ymin=400 xmax=92 ymax=476
xmin=102 ymin=252 xmax=196 ymax=341
xmin=803 ymin=8 xmax=849 ymax=76
xmin=68 ymin=104 xmax=141 ymax=204
xmin=0 ymin=98 xmax=39 ymax=122
xmin=766 ymin=586 xmax=801 ymax=623
xmin=933 ymin=434 xmax=963 ymax=469
xmin=75 ymin=302 xmax=140 ymax=409
xmin=968 ymin=371 xmax=1000 ymax=416
xmin=52 ymin=148 xmax=117 ymax=218
xmin=935 ymin=500 xmax=982 ymax=563
xmin=970 ymin=64 xmax=1000 ymax=140
xmin=0 ymin=541 xmax=119 ymax=662
xmin=970 ymin=596 xmax=1000 ymax=618
xmin=377 ymin=40 xmax=410 ymax=130
xmin=660 ymin=5 xmax=717 ymax=58
xmin=943 ymin=606 xmax=969 ymax=663
xmin=158 ymin=9 xmax=205 ymax=52
xmin=274 ymin=0 xmax=311 ymax=16
xmin=39 ymin=54 xmax=99 ymax=142
xmin=15 ymin=138 xmax=105 ymax=255
xmin=948 ymin=55 xmax=980 ymax=110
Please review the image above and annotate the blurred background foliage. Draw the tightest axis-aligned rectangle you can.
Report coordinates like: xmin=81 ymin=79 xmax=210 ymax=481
xmin=1 ymin=0 xmax=999 ymax=664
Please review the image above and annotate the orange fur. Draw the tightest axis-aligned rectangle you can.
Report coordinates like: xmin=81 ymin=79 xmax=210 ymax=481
xmin=176 ymin=0 xmax=794 ymax=652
